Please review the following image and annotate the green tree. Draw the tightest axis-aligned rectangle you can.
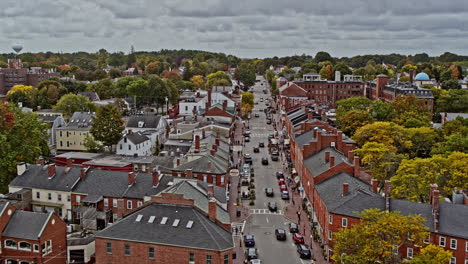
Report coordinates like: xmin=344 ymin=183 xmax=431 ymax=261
xmin=90 ymin=105 xmax=124 ymax=151
xmin=207 ymin=71 xmax=231 ymax=87
xmin=53 ymin=93 xmax=96 ymax=120
xmin=337 ymin=110 xmax=374 ymax=136
xmin=126 ymin=79 xmax=149 ymax=107
xmin=319 ymin=64 xmax=333 ymax=80
xmin=410 ymin=244 xmax=452 ymax=264
xmin=234 ymin=62 xmax=256 ymax=87
xmin=166 ymin=79 xmax=180 ymax=105
xmin=148 ymin=76 xmax=170 ymax=109
xmin=352 ymin=122 xmax=412 ymax=152
xmin=441 ymin=79 xmax=461 ymax=90
xmin=109 ymin=68 xmax=122 ymax=79
xmin=336 ymin=97 xmax=373 ymax=118
xmin=333 ymin=62 xmax=352 ymax=78
xmin=114 ymin=76 xmax=136 ymax=98
xmin=314 ymin=51 xmax=333 ymax=63
xmin=84 ymin=135 xmax=102 ymax=153
xmin=391 ymin=95 xmax=432 ymax=128
xmin=406 ymin=127 xmax=439 ymax=158
xmin=432 ymin=133 xmax=468 ymax=155
xmin=332 ymin=209 xmax=428 ymax=264
xmin=86 ymin=78 xmax=115 ymax=100
xmin=435 ymin=89 xmax=468 ymax=113
xmin=265 ymin=69 xmax=275 ymax=84
xmin=36 ymin=80 xmax=67 ymax=108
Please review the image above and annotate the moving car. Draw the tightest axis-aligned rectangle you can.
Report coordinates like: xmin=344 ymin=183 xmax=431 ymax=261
xmin=244 ymin=130 xmax=251 ymax=136
xmin=265 ymin=188 xmax=274 ymax=197
xmin=280 ymin=184 xmax=287 ymax=191
xmin=266 ymin=119 xmax=272 ymax=125
xmin=253 ymin=147 xmax=260 ymax=153
xmin=244 ymin=153 xmax=253 ymax=165
xmin=261 ymin=157 xmax=269 ymax=165
xmin=281 ymin=191 xmax=290 ymax=200
xmin=289 ymin=223 xmax=299 ymax=233
xmin=296 ymin=244 xmax=312 ymax=259
xmin=293 ymin=233 xmax=305 ymax=244
xmin=276 ymin=171 xmax=285 ymax=179
xmin=245 ymin=136 xmax=250 ymax=142
xmin=260 ymin=98 xmax=264 ymax=102
xmin=271 ymin=151 xmax=279 ymax=161
xmin=254 ymin=113 xmax=259 ymax=117
xmin=244 ymin=234 xmax=255 ymax=247
xmin=275 ymin=228 xmax=287 ymax=241
xmin=268 ymin=133 xmax=274 ymax=139
xmin=259 ymin=142 xmax=265 ymax=147
xmin=246 ymin=248 xmax=258 ymax=260
xmin=268 ymin=201 xmax=277 ymax=212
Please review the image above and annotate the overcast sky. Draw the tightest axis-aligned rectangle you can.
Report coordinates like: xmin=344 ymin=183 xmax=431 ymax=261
xmin=0 ymin=0 xmax=467 ymax=58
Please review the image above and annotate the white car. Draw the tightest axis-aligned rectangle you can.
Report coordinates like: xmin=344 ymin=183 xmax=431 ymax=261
xmin=249 ymin=260 xmax=263 ymax=264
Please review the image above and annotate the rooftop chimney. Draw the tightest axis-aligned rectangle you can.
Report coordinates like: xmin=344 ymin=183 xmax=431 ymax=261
xmin=128 ymin=172 xmax=136 ymax=186
xmin=215 ymin=137 xmax=220 ymax=146
xmin=66 ymin=158 xmax=73 ymax=168
xmin=384 ymin=180 xmax=391 ymax=211
xmin=342 ymin=183 xmax=349 ymax=196
xmin=208 ymin=198 xmax=217 ymax=222
xmin=207 ymin=184 xmax=214 ymax=199
xmin=335 ymin=71 xmax=341 ymax=82
xmin=207 ymin=161 xmax=212 ymax=171
xmin=176 ymin=158 xmax=181 ymax=166
xmin=409 ymin=70 xmax=414 ymax=84
xmin=353 ymin=156 xmax=360 ymax=178
xmin=347 ymin=151 xmax=354 ymax=163
xmin=17 ymin=163 xmax=26 ymax=176
xmin=186 ymin=169 xmax=193 ymax=178
xmin=207 ymin=89 xmax=212 ymax=109
xmin=152 ymin=169 xmax=160 ymax=188
xmin=222 ymin=100 xmax=227 ymax=112
xmin=371 ymin=179 xmax=378 ymax=193
xmin=47 ymin=164 xmax=56 ymax=179
xmin=194 ymin=135 xmax=200 ymax=153
xmin=213 ymin=144 xmax=218 ymax=152
xmin=210 ymin=149 xmax=216 ymax=156
xmin=329 ymin=156 xmax=335 ymax=168
xmin=325 ymin=151 xmax=330 ymax=163
xmin=202 ymin=129 xmax=206 ymax=138
xmin=80 ymin=168 xmax=87 ymax=180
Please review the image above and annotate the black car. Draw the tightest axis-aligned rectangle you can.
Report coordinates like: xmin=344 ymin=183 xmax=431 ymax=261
xmin=244 ymin=154 xmax=253 ymax=165
xmin=271 ymin=151 xmax=279 ymax=161
xmin=266 ymin=119 xmax=272 ymax=125
xmin=289 ymin=223 xmax=299 ymax=233
xmin=268 ymin=202 xmax=277 ymax=212
xmin=253 ymin=147 xmax=260 ymax=153
xmin=275 ymin=228 xmax=287 ymax=241
xmin=244 ymin=234 xmax=255 ymax=247
xmin=296 ymin=244 xmax=312 ymax=259
xmin=261 ymin=157 xmax=268 ymax=165
xmin=246 ymin=248 xmax=258 ymax=260
xmin=276 ymin=171 xmax=285 ymax=179
xmin=259 ymin=142 xmax=265 ymax=148
xmin=255 ymin=113 xmax=259 ymax=117
xmin=265 ymin=188 xmax=274 ymax=197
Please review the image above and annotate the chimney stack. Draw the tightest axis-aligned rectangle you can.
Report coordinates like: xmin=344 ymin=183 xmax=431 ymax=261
xmin=329 ymin=156 xmax=335 ymax=168
xmin=66 ymin=158 xmax=73 ymax=168
xmin=215 ymin=137 xmax=220 ymax=146
xmin=207 ymin=184 xmax=214 ymax=199
xmin=213 ymin=144 xmax=218 ymax=152
xmin=207 ymin=161 xmax=212 ymax=171
xmin=202 ymin=129 xmax=206 ymax=138
xmin=186 ymin=169 xmax=193 ymax=178
xmin=409 ymin=70 xmax=414 ymax=84
xmin=325 ymin=151 xmax=330 ymax=163
xmin=353 ymin=156 xmax=360 ymax=178
xmin=128 ymin=172 xmax=136 ymax=186
xmin=342 ymin=183 xmax=349 ymax=196
xmin=371 ymin=179 xmax=378 ymax=193
xmin=176 ymin=158 xmax=181 ymax=166
xmin=17 ymin=163 xmax=26 ymax=176
xmin=194 ymin=135 xmax=200 ymax=153
xmin=207 ymin=89 xmax=212 ymax=108
xmin=47 ymin=164 xmax=56 ymax=179
xmin=80 ymin=168 xmax=87 ymax=180
xmin=152 ymin=168 xmax=160 ymax=188
xmin=208 ymin=199 xmax=217 ymax=222
xmin=384 ymin=180 xmax=391 ymax=211
xmin=210 ymin=149 xmax=216 ymax=156
xmin=222 ymin=100 xmax=227 ymax=112
xmin=347 ymin=151 xmax=354 ymax=163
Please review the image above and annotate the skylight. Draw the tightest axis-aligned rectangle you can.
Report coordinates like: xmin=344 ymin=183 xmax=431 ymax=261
xmin=160 ymin=217 xmax=168 ymax=225
xmin=186 ymin=220 xmax=194 ymax=229
xmin=148 ymin=216 xmax=155 ymax=223
xmin=135 ymin=214 xmax=143 ymax=222
xmin=172 ymin=219 xmax=180 ymax=227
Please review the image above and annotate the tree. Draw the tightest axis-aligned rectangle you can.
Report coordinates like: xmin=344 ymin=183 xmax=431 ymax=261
xmin=86 ymin=78 xmax=115 ymax=100
xmin=336 ymin=97 xmax=373 ymax=118
xmin=207 ymin=71 xmax=231 ymax=87
xmin=391 ymin=95 xmax=432 ymax=128
xmin=406 ymin=127 xmax=439 ymax=158
xmin=332 ymin=208 xmax=428 ymax=264
xmin=352 ymin=122 xmax=412 ymax=152
xmin=314 ymin=51 xmax=333 ymax=63
xmin=54 ymin=93 xmax=96 ymax=120
xmin=190 ymin=75 xmax=205 ymax=89
xmin=441 ymin=79 xmax=461 ymax=90
xmin=36 ymin=80 xmax=67 ymax=108
xmin=241 ymin=92 xmax=254 ymax=118
xmin=319 ymin=64 xmax=333 ymax=80
xmin=402 ymin=64 xmax=418 ymax=73
xmin=166 ymin=79 xmax=180 ymax=105
xmin=109 ymin=68 xmax=122 ymax=79
xmin=265 ymin=69 xmax=275 ymax=84
xmin=337 ymin=110 xmax=374 ymax=136
xmin=0 ymin=104 xmax=49 ymax=192
xmin=148 ymin=76 xmax=170 ymax=109
xmin=113 ymin=76 xmax=135 ymax=98
xmin=410 ymin=244 xmax=452 ymax=264
xmin=333 ymin=62 xmax=352 ymax=78
xmin=90 ymin=105 xmax=124 ymax=151
xmin=6 ymin=85 xmax=38 ymax=108
xmin=146 ymin=61 xmax=162 ymax=75
xmin=234 ymin=62 xmax=256 ymax=88
xmin=432 ymin=133 xmax=468 ymax=155
xmin=84 ymin=136 xmax=102 ymax=153
xmin=106 ymin=52 xmax=127 ymax=67
xmin=435 ymin=89 xmax=468 ymax=113
xmin=126 ymin=78 xmax=149 ymax=107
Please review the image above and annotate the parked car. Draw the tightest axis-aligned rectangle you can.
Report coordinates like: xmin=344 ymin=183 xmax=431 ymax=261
xmin=281 ymin=191 xmax=290 ymax=200
xmin=244 ymin=234 xmax=255 ymax=247
xmin=249 ymin=260 xmax=263 ymax=264
xmin=255 ymin=113 xmax=259 ymax=117
xmin=271 ymin=151 xmax=279 ymax=161
xmin=265 ymin=188 xmax=274 ymax=197
xmin=293 ymin=233 xmax=305 ymax=244
xmin=268 ymin=201 xmax=277 ymax=212
xmin=244 ymin=154 xmax=253 ymax=165
xmin=276 ymin=171 xmax=285 ymax=179
xmin=259 ymin=142 xmax=265 ymax=147
xmin=244 ymin=130 xmax=251 ymax=136
xmin=275 ymin=228 xmax=287 ymax=241
xmin=280 ymin=184 xmax=287 ymax=191
xmin=266 ymin=119 xmax=272 ymax=125
xmin=246 ymin=248 xmax=258 ymax=260
xmin=245 ymin=136 xmax=250 ymax=142
xmin=253 ymin=147 xmax=260 ymax=153
xmin=261 ymin=157 xmax=269 ymax=165
xmin=289 ymin=223 xmax=299 ymax=233
xmin=268 ymin=133 xmax=274 ymax=139
xmin=296 ymin=244 xmax=312 ymax=259
xmin=260 ymin=98 xmax=264 ymax=102
xmin=278 ymin=178 xmax=286 ymax=185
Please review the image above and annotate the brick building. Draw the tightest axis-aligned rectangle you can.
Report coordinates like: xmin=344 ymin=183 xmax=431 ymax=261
xmin=0 ymin=59 xmax=59 ymax=95
xmin=95 ymin=193 xmax=234 ymax=264
xmin=0 ymin=201 xmax=67 ymax=264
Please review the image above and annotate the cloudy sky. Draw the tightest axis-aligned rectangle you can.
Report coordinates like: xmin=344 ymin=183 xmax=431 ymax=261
xmin=0 ymin=0 xmax=467 ymax=58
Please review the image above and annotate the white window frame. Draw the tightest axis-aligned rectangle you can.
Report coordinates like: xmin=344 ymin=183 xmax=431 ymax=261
xmin=18 ymin=241 xmax=32 ymax=251
xmin=407 ymin=247 xmax=413 ymax=258
xmin=450 ymin=257 xmax=456 ymax=264
xmin=329 ymin=215 xmax=333 ymax=224
xmin=328 ymin=230 xmax=332 ymax=240
xmin=220 ymin=176 xmax=225 ymax=184
xmin=113 ymin=199 xmax=118 ymax=208
xmin=423 ymin=234 xmax=430 ymax=244
xmin=33 ymin=244 xmax=39 ymax=252
xmin=76 ymin=195 xmax=81 ymax=203
xmin=127 ymin=200 xmax=132 ymax=209
xmin=137 ymin=201 xmax=143 ymax=207
xmin=104 ymin=198 xmax=109 ymax=208
xmin=47 ymin=240 xmax=52 ymax=254
xmin=342 ymin=217 xmax=348 ymax=227
xmin=451 ymin=238 xmax=457 ymax=250
xmin=466 ymin=241 xmax=468 ymax=252
xmin=106 ymin=242 xmax=112 ymax=255
xmin=439 ymin=236 xmax=446 ymax=247
xmin=4 ymin=239 xmax=17 ymax=249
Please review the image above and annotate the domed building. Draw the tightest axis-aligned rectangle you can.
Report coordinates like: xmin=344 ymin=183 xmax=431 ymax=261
xmin=414 ymin=72 xmax=435 ymax=87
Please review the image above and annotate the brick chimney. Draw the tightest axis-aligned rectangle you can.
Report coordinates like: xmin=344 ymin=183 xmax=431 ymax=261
xmin=186 ymin=169 xmax=193 ymax=178
xmin=336 ymin=131 xmax=343 ymax=152
xmin=116 ymin=199 xmax=125 ymax=219
xmin=17 ymin=163 xmax=26 ymax=176
xmin=152 ymin=169 xmax=160 ymax=188
xmin=324 ymin=151 xmax=330 ymax=162
xmin=207 ymin=89 xmax=212 ymax=108
xmin=128 ymin=129 xmax=132 ymax=135
xmin=353 ymin=156 xmax=360 ymax=178
xmin=47 ymin=164 xmax=56 ymax=179
xmin=409 ymin=70 xmax=414 ymax=84
xmin=375 ymin=74 xmax=388 ymax=99
xmin=213 ymin=144 xmax=218 ymax=152
xmin=207 ymin=184 xmax=214 ymax=199
xmin=194 ymin=135 xmax=200 ymax=153
xmin=215 ymin=137 xmax=220 ymax=146
xmin=80 ymin=168 xmax=87 ymax=180
xmin=342 ymin=183 xmax=349 ymax=196
xmin=207 ymin=161 xmax=212 ymax=171
xmin=222 ymin=100 xmax=227 ymax=112
xmin=176 ymin=158 xmax=181 ymax=166
xmin=430 ymin=185 xmax=440 ymax=231
xmin=208 ymin=199 xmax=217 ymax=222
xmin=329 ymin=156 xmax=335 ymax=168
xmin=202 ymin=129 xmax=206 ymax=138
xmin=210 ymin=149 xmax=216 ymax=156
xmin=384 ymin=180 xmax=391 ymax=211
xmin=347 ymin=151 xmax=354 ymax=163
xmin=66 ymin=158 xmax=73 ymax=167
xmin=371 ymin=179 xmax=378 ymax=193
xmin=128 ymin=172 xmax=136 ymax=186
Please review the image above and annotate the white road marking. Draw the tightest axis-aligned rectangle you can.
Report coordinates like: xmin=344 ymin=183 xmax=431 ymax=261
xmin=266 ymin=217 xmax=269 ymax=223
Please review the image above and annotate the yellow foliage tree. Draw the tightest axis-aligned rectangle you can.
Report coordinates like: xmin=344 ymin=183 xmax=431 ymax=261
xmin=6 ymin=85 xmax=35 ymax=96
xmin=190 ymin=75 xmax=205 ymax=89
xmin=410 ymin=244 xmax=452 ymax=264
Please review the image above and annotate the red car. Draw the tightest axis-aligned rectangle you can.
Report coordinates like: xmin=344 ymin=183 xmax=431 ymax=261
xmin=293 ymin=233 xmax=305 ymax=244
xmin=280 ymin=184 xmax=287 ymax=191
xmin=278 ymin=178 xmax=285 ymax=185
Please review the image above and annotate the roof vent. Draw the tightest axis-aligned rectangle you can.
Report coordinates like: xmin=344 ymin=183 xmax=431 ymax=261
xmin=172 ymin=219 xmax=180 ymax=227
xmin=135 ymin=214 xmax=143 ymax=222
xmin=148 ymin=216 xmax=155 ymax=223
xmin=186 ymin=220 xmax=194 ymax=229
xmin=160 ymin=217 xmax=168 ymax=225
xmin=138 ymin=121 xmax=145 ymax=128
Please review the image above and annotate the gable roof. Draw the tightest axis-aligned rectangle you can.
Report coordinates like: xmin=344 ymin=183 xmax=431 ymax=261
xmin=60 ymin=112 xmax=95 ymax=130
xmin=3 ymin=211 xmax=51 ymax=240
xmin=78 ymin=92 xmax=100 ymax=101
xmin=303 ymin=147 xmax=352 ymax=177
xmin=9 ymin=165 xmax=80 ymax=192
xmin=96 ymin=203 xmax=233 ymax=251
xmin=126 ymin=115 xmax=162 ymax=129
xmin=279 ymin=82 xmax=307 ymax=96
xmin=171 ymin=153 xmax=228 ymax=174
xmin=125 ymin=132 xmax=149 ymax=145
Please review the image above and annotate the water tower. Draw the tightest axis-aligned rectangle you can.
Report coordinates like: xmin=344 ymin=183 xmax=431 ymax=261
xmin=12 ymin=44 xmax=23 ymax=58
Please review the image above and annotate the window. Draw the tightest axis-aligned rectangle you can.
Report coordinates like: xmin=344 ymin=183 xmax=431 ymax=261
xmin=127 ymin=201 xmax=132 ymax=209
xmin=206 ymin=254 xmax=212 ymax=264
xmin=120 ymin=144 xmax=122 ymax=150
xmin=407 ymin=247 xmax=413 ymax=258
xmin=342 ymin=217 xmax=348 ymax=227
xmin=113 ymin=199 xmax=118 ymax=208
xmin=212 ymin=177 xmax=216 ymax=185
xmin=48 ymin=193 xmax=52 ymax=200
xmin=129 ymin=145 xmax=131 ymax=150
xmin=5 ymin=240 xmax=17 ymax=249
xmin=104 ymin=198 xmax=109 ymax=207
xmin=424 ymin=234 xmax=430 ymax=244
xmin=6 ymin=260 xmax=18 ymax=264
xmin=221 ymin=176 xmax=225 ymax=184
xmin=137 ymin=201 xmax=143 ymax=207
xmin=464 ymin=259 xmax=468 ymax=264
xmin=67 ymin=195 xmax=71 ymax=202
xmin=41 ymin=243 xmax=46 ymax=255
xmin=203 ymin=175 xmax=207 ymax=182
xmin=439 ymin=236 xmax=446 ymax=247
xmin=33 ymin=244 xmax=39 ymax=252
xmin=224 ymin=254 xmax=229 ymax=264
xmin=124 ymin=244 xmax=131 ymax=256
xmin=57 ymin=194 xmax=62 ymax=201
xmin=189 ymin=252 xmax=195 ymax=262
xmin=36 ymin=192 xmax=40 ymax=199
xmin=466 ymin=241 xmax=468 ymax=252
xmin=329 ymin=215 xmax=333 ymax=224
xmin=19 ymin=241 xmax=31 ymax=251
xmin=328 ymin=230 xmax=332 ymax=240
xmin=148 ymin=247 xmax=155 ymax=259
xmin=46 ymin=240 xmax=52 ymax=253
xmin=58 ymin=208 xmax=63 ymax=217
xmin=106 ymin=242 xmax=112 ymax=254
xmin=450 ymin=257 xmax=456 ymax=264
xmin=451 ymin=239 xmax=457 ymax=250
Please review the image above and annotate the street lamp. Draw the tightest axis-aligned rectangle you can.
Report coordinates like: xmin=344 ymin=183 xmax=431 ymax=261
xmin=165 ymin=96 xmax=169 ymax=115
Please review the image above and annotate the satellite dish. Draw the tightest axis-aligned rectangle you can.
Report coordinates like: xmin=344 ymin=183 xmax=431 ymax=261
xmin=12 ymin=44 xmax=23 ymax=54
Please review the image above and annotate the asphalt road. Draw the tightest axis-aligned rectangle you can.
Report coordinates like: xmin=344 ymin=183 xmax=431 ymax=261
xmin=241 ymin=76 xmax=313 ymax=264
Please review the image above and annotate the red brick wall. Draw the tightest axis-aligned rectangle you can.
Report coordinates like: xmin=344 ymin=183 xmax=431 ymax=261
xmin=171 ymin=172 xmax=228 ymax=188
xmin=95 ymin=238 xmax=233 ymax=264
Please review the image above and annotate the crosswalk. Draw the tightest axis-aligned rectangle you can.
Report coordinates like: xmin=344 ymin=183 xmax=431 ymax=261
xmin=231 ymin=221 xmax=246 ymax=236
xmin=250 ymin=133 xmax=270 ymax=137
xmin=250 ymin=208 xmax=283 ymax=215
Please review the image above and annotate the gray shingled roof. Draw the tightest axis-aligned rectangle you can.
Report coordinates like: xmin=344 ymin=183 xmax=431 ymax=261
xmin=59 ymin=112 xmax=94 ymax=130
xmin=3 ymin=211 xmax=51 ymax=240
xmin=78 ymin=92 xmax=100 ymax=101
xmin=9 ymin=165 xmax=80 ymax=192
xmin=303 ymin=147 xmax=352 ymax=177
xmin=126 ymin=115 xmax=162 ymax=129
xmin=96 ymin=203 xmax=233 ymax=251
xmin=126 ymin=132 xmax=149 ymax=145
xmin=171 ymin=154 xmax=228 ymax=174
